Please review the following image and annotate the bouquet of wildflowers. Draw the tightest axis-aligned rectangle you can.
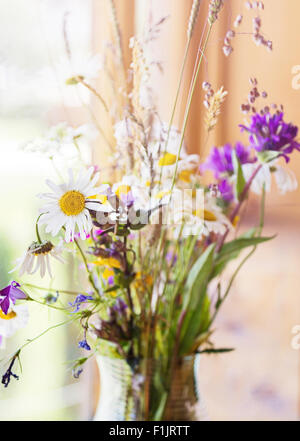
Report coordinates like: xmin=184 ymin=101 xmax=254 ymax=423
xmin=1 ymin=0 xmax=299 ymax=420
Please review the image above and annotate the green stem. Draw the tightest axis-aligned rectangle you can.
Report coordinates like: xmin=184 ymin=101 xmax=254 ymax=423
xmin=210 ymin=185 xmax=267 ymax=327
xmin=35 ymin=214 xmax=43 ymax=244
xmin=170 ymin=24 xmax=212 ymax=194
xmin=1 ymin=318 xmax=76 ymax=365
xmin=209 ymin=246 xmax=256 ymax=328
xmin=158 ymin=40 xmax=191 ymax=189
xmin=23 ymin=283 xmax=80 ymax=296
xmin=26 ymin=296 xmax=68 ymax=312
xmin=76 ymin=76 xmax=109 ymax=113
xmin=73 ymin=238 xmax=100 ymax=296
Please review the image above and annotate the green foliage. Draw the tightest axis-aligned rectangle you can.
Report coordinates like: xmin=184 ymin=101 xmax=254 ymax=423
xmin=232 ymin=150 xmax=246 ymax=200
xmin=257 ymin=150 xmax=281 ymax=163
xmin=179 ymin=244 xmax=215 ymax=355
xmin=198 ymin=347 xmax=235 ymax=354
xmin=212 ymin=234 xmax=274 ymax=278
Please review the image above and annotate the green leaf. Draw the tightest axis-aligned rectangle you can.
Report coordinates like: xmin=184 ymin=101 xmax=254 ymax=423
xmin=197 ymin=347 xmax=235 ymax=354
xmin=182 ymin=244 xmax=215 ymax=311
xmin=179 ymin=244 xmax=215 ymax=355
xmin=257 ymin=150 xmax=280 ymax=163
xmin=232 ymin=150 xmax=246 ymax=200
xmin=152 ymin=391 xmax=168 ymax=421
xmin=212 ymin=234 xmax=274 ymax=278
xmin=218 ymin=235 xmax=274 ymax=260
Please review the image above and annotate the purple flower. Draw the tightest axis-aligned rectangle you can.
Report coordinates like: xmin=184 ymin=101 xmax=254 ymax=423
xmin=218 ymin=179 xmax=234 ymax=202
xmin=112 ymin=298 xmax=128 ymax=314
xmin=166 ymin=252 xmax=177 ymax=266
xmin=107 ymin=275 xmax=114 ymax=286
xmin=240 ymin=112 xmax=300 ymax=161
xmin=93 ymin=228 xmax=104 ymax=239
xmin=68 ymin=232 xmax=90 ymax=243
xmin=0 ymin=281 xmax=27 ymax=315
xmin=201 ymin=142 xmax=255 ymax=177
xmin=78 ymin=339 xmax=91 ymax=351
xmin=120 ymin=191 xmax=134 ymax=208
xmin=69 ymin=294 xmax=93 ymax=313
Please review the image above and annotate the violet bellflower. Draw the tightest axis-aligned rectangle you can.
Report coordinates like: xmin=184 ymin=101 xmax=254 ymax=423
xmin=78 ymin=338 xmax=91 ymax=351
xmin=0 ymin=281 xmax=27 ymax=315
xmin=201 ymin=142 xmax=255 ymax=178
xmin=240 ymin=112 xmax=300 ymax=162
xmin=201 ymin=142 xmax=255 ymax=203
xmin=218 ymin=179 xmax=235 ymax=202
xmin=69 ymin=294 xmax=93 ymax=313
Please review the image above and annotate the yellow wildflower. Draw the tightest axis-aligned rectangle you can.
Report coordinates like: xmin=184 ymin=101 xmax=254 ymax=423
xmin=93 ymin=256 xmax=121 ymax=269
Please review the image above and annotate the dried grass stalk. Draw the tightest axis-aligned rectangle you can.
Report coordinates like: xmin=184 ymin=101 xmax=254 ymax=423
xmin=204 ymin=86 xmax=227 ymax=132
xmin=208 ymin=0 xmax=224 ymax=25
xmin=108 ymin=0 xmax=124 ymax=65
xmin=187 ymin=0 xmax=201 ymax=40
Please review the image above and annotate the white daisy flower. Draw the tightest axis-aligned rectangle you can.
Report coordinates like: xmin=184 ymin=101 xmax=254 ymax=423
xmin=0 ymin=304 xmax=29 ymax=338
xmin=147 ymin=121 xmax=200 ymax=185
xmin=171 ymin=192 xmax=232 ymax=238
xmin=22 ymin=122 xmax=97 ymax=159
xmin=273 ymin=165 xmax=298 ymax=195
xmin=39 ymin=167 xmax=108 ymax=242
xmin=46 ymin=122 xmax=98 ymax=144
xmin=242 ymin=160 xmax=298 ymax=195
xmin=62 ymin=52 xmax=103 ymax=84
xmin=38 ymin=51 xmax=104 ymax=107
xmin=11 ymin=240 xmax=65 ymax=279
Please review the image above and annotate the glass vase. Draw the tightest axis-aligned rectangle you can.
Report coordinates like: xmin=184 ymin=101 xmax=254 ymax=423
xmin=93 ymin=354 xmax=208 ymax=421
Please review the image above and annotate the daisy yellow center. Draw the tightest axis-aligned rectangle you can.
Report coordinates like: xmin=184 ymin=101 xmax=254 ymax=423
xmin=155 ymin=190 xmax=171 ymax=200
xmin=158 ymin=152 xmax=177 ymax=166
xmin=193 ymin=209 xmax=217 ymax=221
xmin=0 ymin=310 xmax=16 ymax=320
xmin=59 ymin=191 xmax=85 ymax=216
xmin=178 ymin=169 xmax=193 ymax=183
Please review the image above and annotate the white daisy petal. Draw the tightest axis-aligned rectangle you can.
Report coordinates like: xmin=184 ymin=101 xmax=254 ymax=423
xmin=31 ymin=255 xmax=41 ymax=275
xmin=12 ymin=241 xmax=65 ymax=279
xmin=46 ymin=179 xmax=64 ymax=196
xmin=39 ymin=167 xmax=102 ymax=241
xmin=45 ymin=254 xmax=53 ymax=278
xmin=274 ymin=165 xmax=298 ymax=194
xmin=0 ymin=304 xmax=29 ymax=338
xmin=40 ymin=256 xmax=46 ymax=278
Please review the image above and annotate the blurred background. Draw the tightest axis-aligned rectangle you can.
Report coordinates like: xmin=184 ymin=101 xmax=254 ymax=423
xmin=0 ymin=0 xmax=299 ymax=420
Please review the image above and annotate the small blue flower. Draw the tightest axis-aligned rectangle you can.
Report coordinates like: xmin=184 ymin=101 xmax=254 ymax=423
xmin=72 ymin=367 xmax=83 ymax=379
xmin=69 ymin=294 xmax=93 ymax=313
xmin=78 ymin=339 xmax=91 ymax=351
